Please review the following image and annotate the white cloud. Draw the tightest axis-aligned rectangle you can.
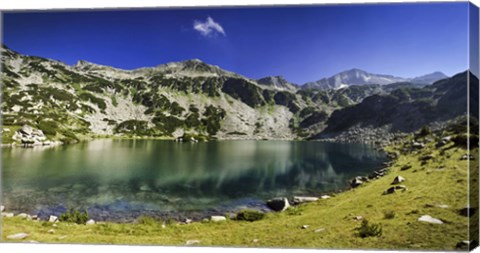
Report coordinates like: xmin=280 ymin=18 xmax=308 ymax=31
xmin=193 ymin=16 xmax=226 ymax=37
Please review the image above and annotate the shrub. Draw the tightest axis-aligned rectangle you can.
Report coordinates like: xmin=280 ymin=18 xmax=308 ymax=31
xmin=418 ymin=126 xmax=431 ymax=137
xmin=37 ymin=120 xmax=58 ymax=136
xmin=383 ymin=210 xmax=396 ymax=219
xmin=356 ymin=219 xmax=382 ymax=238
xmin=286 ymin=206 xmax=303 ymax=216
xmin=59 ymin=208 xmax=89 ymax=224
xmin=136 ymin=215 xmax=159 ymax=225
xmin=235 ymin=210 xmax=265 ymax=222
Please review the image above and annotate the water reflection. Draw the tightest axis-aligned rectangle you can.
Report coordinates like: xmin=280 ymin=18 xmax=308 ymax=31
xmin=2 ymin=140 xmax=387 ymax=220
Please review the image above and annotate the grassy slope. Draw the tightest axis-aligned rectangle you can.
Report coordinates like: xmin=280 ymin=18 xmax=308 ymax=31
xmin=1 ymin=137 xmax=475 ymax=250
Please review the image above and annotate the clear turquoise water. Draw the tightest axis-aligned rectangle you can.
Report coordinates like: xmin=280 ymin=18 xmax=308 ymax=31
xmin=1 ymin=139 xmax=387 ymax=221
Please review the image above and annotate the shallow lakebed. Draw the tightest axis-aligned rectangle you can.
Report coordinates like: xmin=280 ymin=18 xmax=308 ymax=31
xmin=2 ymin=139 xmax=387 ymax=221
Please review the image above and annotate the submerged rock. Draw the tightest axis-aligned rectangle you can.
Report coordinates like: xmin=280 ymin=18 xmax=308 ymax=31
xmin=267 ymin=197 xmax=290 ymax=212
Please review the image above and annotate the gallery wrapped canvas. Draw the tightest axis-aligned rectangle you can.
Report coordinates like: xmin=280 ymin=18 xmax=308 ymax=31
xmin=0 ymin=1 xmax=479 ymax=251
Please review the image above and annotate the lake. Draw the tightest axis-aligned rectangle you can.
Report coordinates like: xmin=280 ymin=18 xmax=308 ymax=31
xmin=1 ymin=139 xmax=387 ymax=221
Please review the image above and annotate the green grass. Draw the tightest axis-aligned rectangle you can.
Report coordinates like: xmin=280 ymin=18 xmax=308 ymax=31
xmin=1 ymin=136 xmax=474 ymax=250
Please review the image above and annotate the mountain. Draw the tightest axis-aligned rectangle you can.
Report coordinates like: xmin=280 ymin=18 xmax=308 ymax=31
xmin=256 ymin=76 xmax=298 ymax=92
xmin=0 ymin=44 xmax=465 ymax=145
xmin=303 ymin=69 xmax=448 ymax=90
xmin=410 ymin=71 xmax=449 ymax=84
xmin=316 ymin=71 xmax=475 ymax=140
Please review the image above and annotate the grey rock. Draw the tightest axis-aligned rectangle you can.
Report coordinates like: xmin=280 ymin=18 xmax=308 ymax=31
xmin=49 ymin=215 xmax=58 ymax=223
xmin=412 ymin=142 xmax=425 ymax=149
xmin=301 ymin=225 xmax=309 ymax=229
xmin=2 ymin=212 xmax=14 ymax=218
xmin=19 ymin=124 xmax=33 ymax=135
xmin=293 ymin=196 xmax=319 ymax=204
xmin=7 ymin=233 xmax=28 ymax=240
xmin=456 ymin=240 xmax=475 ymax=250
xmin=48 ymin=229 xmax=55 ymax=234
xmin=391 ymin=176 xmax=405 ymax=185
xmin=383 ymin=185 xmax=407 ymax=195
xmin=314 ymin=228 xmax=326 ymax=233
xmin=418 ymin=215 xmax=443 ymax=224
xmin=320 ymin=195 xmax=331 ymax=199
xmin=210 ymin=216 xmax=227 ymax=222
xmin=86 ymin=219 xmax=96 ymax=225
xmin=16 ymin=213 xmax=30 ymax=219
xmin=267 ymin=197 xmax=290 ymax=212
xmin=184 ymin=218 xmax=193 ymax=224
xmin=350 ymin=177 xmax=364 ymax=188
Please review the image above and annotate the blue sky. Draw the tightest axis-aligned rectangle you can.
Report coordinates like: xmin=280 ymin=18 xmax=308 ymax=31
xmin=3 ymin=3 xmax=470 ymax=84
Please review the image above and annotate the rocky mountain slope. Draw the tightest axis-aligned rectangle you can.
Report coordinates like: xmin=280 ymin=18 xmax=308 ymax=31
xmin=317 ymin=71 xmax=477 ymax=141
xmin=0 ymin=45 xmax=469 ymax=144
xmin=303 ymin=68 xmax=448 ymax=90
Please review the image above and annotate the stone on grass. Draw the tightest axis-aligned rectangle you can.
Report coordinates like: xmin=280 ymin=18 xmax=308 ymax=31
xmin=49 ymin=215 xmax=58 ymax=223
xmin=418 ymin=215 xmax=443 ymax=224
xmin=383 ymin=185 xmax=407 ymax=195
xmin=401 ymin=165 xmax=412 ymax=171
xmin=86 ymin=219 xmax=95 ymax=225
xmin=456 ymin=240 xmax=475 ymax=250
xmin=437 ymin=204 xmax=449 ymax=208
xmin=58 ymin=236 xmax=68 ymax=240
xmin=301 ymin=225 xmax=309 ymax=229
xmin=2 ymin=212 xmax=14 ymax=218
xmin=350 ymin=177 xmax=364 ymax=188
xmin=354 ymin=216 xmax=363 ymax=221
xmin=210 ymin=216 xmax=227 ymax=222
xmin=293 ymin=196 xmax=319 ymax=204
xmin=252 ymin=239 xmax=259 ymax=243
xmin=48 ymin=229 xmax=55 ymax=234
xmin=7 ymin=233 xmax=28 ymax=240
xmin=320 ymin=195 xmax=331 ymax=199
xmin=459 ymin=207 xmax=476 ymax=217
xmin=16 ymin=213 xmax=29 ymax=219
xmin=391 ymin=176 xmax=405 ymax=185
xmin=185 ymin=240 xmax=200 ymax=246
xmin=267 ymin=197 xmax=290 ymax=212
xmin=314 ymin=228 xmax=326 ymax=233
xmin=184 ymin=218 xmax=193 ymax=224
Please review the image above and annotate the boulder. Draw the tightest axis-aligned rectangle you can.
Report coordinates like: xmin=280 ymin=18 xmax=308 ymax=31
xmin=1 ymin=212 xmax=14 ymax=218
xmin=420 ymin=154 xmax=434 ymax=161
xmin=16 ymin=213 xmax=30 ymax=219
xmin=210 ymin=216 xmax=227 ymax=222
xmin=184 ymin=218 xmax=193 ymax=224
xmin=456 ymin=240 xmax=477 ymax=250
xmin=412 ymin=142 xmax=425 ymax=149
xmin=391 ymin=176 xmax=405 ymax=185
xmin=19 ymin=125 xmax=33 ymax=135
xmin=320 ymin=195 xmax=331 ymax=199
xmin=267 ymin=197 xmax=290 ymax=212
xmin=49 ymin=215 xmax=58 ymax=223
xmin=383 ymin=185 xmax=407 ymax=195
xmin=7 ymin=233 xmax=28 ymax=240
xmin=301 ymin=225 xmax=309 ymax=229
xmin=86 ymin=219 xmax=96 ymax=225
xmin=418 ymin=215 xmax=443 ymax=224
xmin=350 ymin=177 xmax=364 ymax=188
xmin=459 ymin=207 xmax=476 ymax=217
xmin=293 ymin=196 xmax=319 ymax=204
xmin=460 ymin=154 xmax=474 ymax=160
